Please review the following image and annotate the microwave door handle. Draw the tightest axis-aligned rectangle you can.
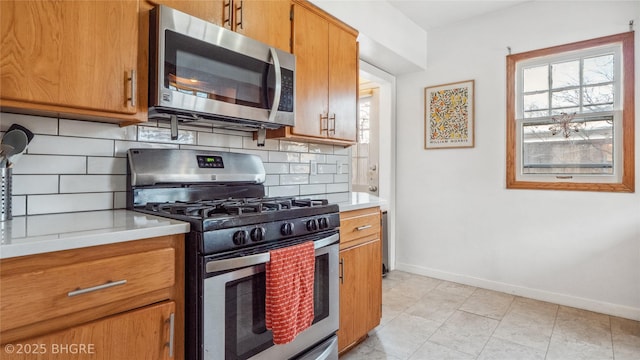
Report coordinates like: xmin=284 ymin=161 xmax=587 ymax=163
xmin=268 ymin=47 xmax=282 ymax=123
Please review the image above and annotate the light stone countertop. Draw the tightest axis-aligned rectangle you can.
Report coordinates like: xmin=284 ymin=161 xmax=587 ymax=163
xmin=0 ymin=210 xmax=190 ymax=259
xmin=337 ymin=192 xmax=386 ymax=212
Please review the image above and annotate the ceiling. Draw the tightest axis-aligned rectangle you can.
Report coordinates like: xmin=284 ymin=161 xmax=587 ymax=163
xmin=387 ymin=0 xmax=532 ymax=31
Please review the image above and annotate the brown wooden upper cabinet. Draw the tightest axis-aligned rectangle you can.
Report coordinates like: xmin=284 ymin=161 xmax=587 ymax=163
xmin=151 ymin=0 xmax=291 ymax=52
xmin=267 ymin=0 xmax=358 ymax=146
xmin=0 ymin=0 xmax=144 ymax=124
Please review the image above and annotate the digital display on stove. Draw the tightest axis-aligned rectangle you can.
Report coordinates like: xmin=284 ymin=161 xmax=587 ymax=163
xmin=197 ymin=155 xmax=224 ymax=168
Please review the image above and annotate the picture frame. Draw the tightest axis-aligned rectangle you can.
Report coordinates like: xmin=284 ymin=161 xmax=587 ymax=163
xmin=424 ymin=80 xmax=475 ymax=149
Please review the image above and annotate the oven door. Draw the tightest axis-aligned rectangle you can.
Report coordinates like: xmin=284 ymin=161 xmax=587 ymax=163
xmin=203 ymin=233 xmax=339 ymax=360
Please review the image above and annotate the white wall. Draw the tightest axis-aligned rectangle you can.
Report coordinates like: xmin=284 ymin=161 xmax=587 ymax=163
xmin=310 ymin=0 xmax=427 ymax=74
xmin=396 ymin=1 xmax=640 ymax=320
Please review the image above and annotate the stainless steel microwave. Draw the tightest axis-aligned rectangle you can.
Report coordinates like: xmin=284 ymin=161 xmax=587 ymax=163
xmin=148 ymin=5 xmax=295 ymax=129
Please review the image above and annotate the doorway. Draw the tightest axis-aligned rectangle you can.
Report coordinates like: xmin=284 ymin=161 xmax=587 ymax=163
xmin=356 ymin=61 xmax=396 ymax=271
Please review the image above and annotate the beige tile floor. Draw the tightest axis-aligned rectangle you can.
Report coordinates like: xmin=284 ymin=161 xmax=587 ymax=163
xmin=341 ymin=271 xmax=640 ymax=360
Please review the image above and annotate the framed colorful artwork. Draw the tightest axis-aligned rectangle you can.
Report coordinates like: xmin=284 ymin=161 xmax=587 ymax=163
xmin=424 ymin=80 xmax=475 ymax=149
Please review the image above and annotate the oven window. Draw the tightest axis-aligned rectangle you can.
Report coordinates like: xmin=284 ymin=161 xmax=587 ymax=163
xmin=224 ymin=253 xmax=331 ymax=360
xmin=164 ymin=30 xmax=273 ymax=109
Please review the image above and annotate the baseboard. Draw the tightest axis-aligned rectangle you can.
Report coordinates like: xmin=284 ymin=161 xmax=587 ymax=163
xmin=395 ymin=262 xmax=640 ymax=321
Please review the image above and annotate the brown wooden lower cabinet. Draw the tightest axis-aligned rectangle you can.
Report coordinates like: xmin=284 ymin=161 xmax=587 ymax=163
xmin=1 ymin=301 xmax=175 ymax=360
xmin=338 ymin=207 xmax=382 ymax=354
xmin=0 ymin=234 xmax=184 ymax=360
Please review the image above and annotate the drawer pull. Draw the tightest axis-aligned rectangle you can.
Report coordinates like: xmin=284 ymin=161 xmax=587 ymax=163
xmin=339 ymin=258 xmax=344 ymax=284
xmin=355 ymin=224 xmax=372 ymax=231
xmin=67 ymin=279 xmax=127 ymax=297
xmin=167 ymin=313 xmax=175 ymax=358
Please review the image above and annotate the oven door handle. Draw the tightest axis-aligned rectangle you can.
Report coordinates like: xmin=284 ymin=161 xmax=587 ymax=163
xmin=205 ymin=233 xmax=339 ymax=273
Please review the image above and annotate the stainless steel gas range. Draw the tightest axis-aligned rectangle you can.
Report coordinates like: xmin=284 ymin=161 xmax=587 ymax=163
xmin=127 ymin=148 xmax=339 ymax=360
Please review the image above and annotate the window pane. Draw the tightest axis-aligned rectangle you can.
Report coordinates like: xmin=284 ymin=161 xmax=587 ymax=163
xmin=552 ymin=60 xmax=579 ymax=89
xmin=551 ymin=107 xmax=579 ymax=116
xmin=584 ymin=104 xmax=614 ymax=113
xmin=522 ymin=118 xmax=613 ymax=175
xmin=523 ymin=65 xmax=548 ymax=92
xmin=524 ymin=110 xmax=550 ymax=118
xmin=583 ymin=84 xmax=613 ymax=106
xmin=584 ymin=54 xmax=614 ymax=84
xmin=523 ymin=92 xmax=548 ymax=113
xmin=552 ymin=89 xmax=580 ymax=109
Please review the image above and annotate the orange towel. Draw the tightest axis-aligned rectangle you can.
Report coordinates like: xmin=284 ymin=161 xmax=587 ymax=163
xmin=265 ymin=241 xmax=315 ymax=344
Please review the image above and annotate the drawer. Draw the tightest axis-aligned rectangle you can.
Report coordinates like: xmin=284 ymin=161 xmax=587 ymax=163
xmin=0 ymin=247 xmax=175 ymax=333
xmin=340 ymin=207 xmax=381 ymax=244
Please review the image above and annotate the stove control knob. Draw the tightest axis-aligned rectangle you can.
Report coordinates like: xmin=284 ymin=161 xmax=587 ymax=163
xmin=250 ymin=227 xmax=266 ymax=242
xmin=306 ymin=219 xmax=318 ymax=231
xmin=281 ymin=222 xmax=294 ymax=236
xmin=232 ymin=230 xmax=248 ymax=245
xmin=318 ymin=217 xmax=329 ymax=229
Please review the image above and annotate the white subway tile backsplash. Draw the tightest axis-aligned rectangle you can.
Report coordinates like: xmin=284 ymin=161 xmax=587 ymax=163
xmin=1 ymin=113 xmax=58 ymax=134
xmin=12 ymin=175 xmax=59 ymax=195
xmin=279 ymin=141 xmax=308 ymax=153
xmin=27 ymin=135 xmax=114 ymax=156
xmin=290 ymin=163 xmax=310 ymax=174
xmin=179 ymin=144 xmax=230 ymax=152
xmin=138 ymin=126 xmax=196 ymax=144
xmin=300 ymin=153 xmax=327 ymax=163
xmin=114 ymin=191 xmax=127 ymax=209
xmin=263 ymin=175 xmax=280 ymax=186
xmin=11 ymin=195 xmax=27 ymax=216
xmin=300 ymin=184 xmax=326 ymax=195
xmin=327 ymin=183 xmax=349 ymax=193
xmin=114 ymin=140 xmax=178 ymax=157
xmin=308 ymin=143 xmax=334 ymax=154
xmin=268 ymin=151 xmax=300 ymax=163
xmin=60 ymin=119 xmax=137 ymax=140
xmin=267 ymin=185 xmax=299 ymax=197
xmin=317 ymin=164 xmax=337 ymax=174
xmin=198 ymin=132 xmax=243 ymax=149
xmin=242 ymin=136 xmax=279 ymax=151
xmin=326 ymin=155 xmax=349 ymax=164
xmin=309 ymin=174 xmax=334 ymax=184
xmin=12 ymin=155 xmax=86 ymax=174
xmin=333 ymin=146 xmax=351 ymax=155
xmin=280 ymin=174 xmax=309 ymax=185
xmin=334 ymin=174 xmax=349 ymax=183
xmin=4 ymin=113 xmax=354 ymax=216
xmin=264 ymin=163 xmax=289 ymax=174
xmin=87 ymin=157 xmax=127 ymax=175
xmin=60 ymin=175 xmax=126 ymax=193
xmin=233 ymin=148 xmax=269 ymax=162
xmin=28 ymin=193 xmax=113 ymax=215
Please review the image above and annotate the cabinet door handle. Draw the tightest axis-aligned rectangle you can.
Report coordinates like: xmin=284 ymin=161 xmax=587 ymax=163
xmin=329 ymin=113 xmax=336 ymax=135
xmin=339 ymin=258 xmax=344 ymax=284
xmin=320 ymin=113 xmax=329 ymax=134
xmin=127 ymin=70 xmax=136 ymax=107
xmin=356 ymin=224 xmax=372 ymax=231
xmin=166 ymin=312 xmax=175 ymax=358
xmin=223 ymin=0 xmax=232 ymax=28
xmin=235 ymin=1 xmax=244 ymax=29
xmin=67 ymin=279 xmax=127 ymax=297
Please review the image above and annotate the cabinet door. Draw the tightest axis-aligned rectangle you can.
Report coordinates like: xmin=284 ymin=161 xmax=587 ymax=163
xmin=59 ymin=1 xmax=138 ymax=114
xmin=290 ymin=3 xmax=329 ymax=139
xmin=1 ymin=302 xmax=176 ymax=360
xmin=338 ymin=239 xmax=382 ymax=353
xmin=148 ymin=0 xmax=225 ymax=26
xmin=328 ymin=24 xmax=358 ymax=142
xmin=0 ymin=1 xmax=60 ymax=105
xmin=235 ymin=0 xmax=290 ymax=51
xmin=1 ymin=0 xmax=138 ymax=115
